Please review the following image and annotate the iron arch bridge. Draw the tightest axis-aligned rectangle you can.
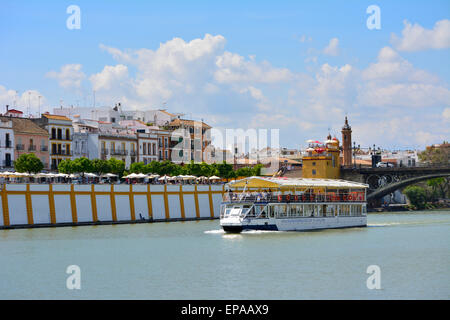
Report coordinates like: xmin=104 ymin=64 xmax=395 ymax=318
xmin=340 ymin=166 xmax=450 ymax=201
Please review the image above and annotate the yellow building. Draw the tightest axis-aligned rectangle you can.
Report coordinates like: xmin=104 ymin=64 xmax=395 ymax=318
xmin=302 ymin=135 xmax=340 ymax=179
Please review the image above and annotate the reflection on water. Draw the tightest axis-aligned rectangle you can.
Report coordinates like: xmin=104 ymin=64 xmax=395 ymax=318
xmin=0 ymin=211 xmax=449 ymax=299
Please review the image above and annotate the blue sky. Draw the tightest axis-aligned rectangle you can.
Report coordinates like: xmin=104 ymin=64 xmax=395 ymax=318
xmin=1 ymin=0 xmax=449 ymax=150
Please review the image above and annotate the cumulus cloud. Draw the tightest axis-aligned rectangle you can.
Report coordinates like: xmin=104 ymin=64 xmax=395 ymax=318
xmin=359 ymin=47 xmax=450 ymax=108
xmin=323 ymin=38 xmax=339 ymax=56
xmin=42 ymin=33 xmax=450 ymax=148
xmin=46 ymin=64 xmax=85 ymax=89
xmin=214 ymin=51 xmax=293 ymax=84
xmin=391 ymin=19 xmax=450 ymax=52
xmin=0 ymin=85 xmax=47 ymax=116
xmin=443 ymin=108 xmax=450 ymax=122
xmin=90 ymin=64 xmax=129 ymax=91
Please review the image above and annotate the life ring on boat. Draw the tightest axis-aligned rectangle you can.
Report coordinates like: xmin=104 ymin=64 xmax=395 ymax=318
xmin=277 ymin=194 xmax=282 ymax=202
xmin=286 ymin=194 xmax=291 ymax=202
xmin=348 ymin=195 xmax=353 ymax=201
xmin=294 ymin=195 xmax=299 ymax=202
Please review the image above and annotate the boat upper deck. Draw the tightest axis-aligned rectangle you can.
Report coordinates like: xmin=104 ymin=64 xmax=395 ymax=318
xmin=222 ymin=191 xmax=366 ymax=204
xmin=224 ymin=176 xmax=368 ymax=204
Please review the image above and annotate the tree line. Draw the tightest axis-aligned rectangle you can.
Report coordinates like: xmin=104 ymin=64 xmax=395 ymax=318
xmin=13 ymin=153 xmax=264 ymax=178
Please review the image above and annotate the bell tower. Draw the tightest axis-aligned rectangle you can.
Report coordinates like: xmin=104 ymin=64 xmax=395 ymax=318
xmin=341 ymin=117 xmax=352 ymax=166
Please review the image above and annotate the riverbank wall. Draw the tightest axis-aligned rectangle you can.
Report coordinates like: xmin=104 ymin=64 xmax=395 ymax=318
xmin=0 ymin=184 xmax=225 ymax=229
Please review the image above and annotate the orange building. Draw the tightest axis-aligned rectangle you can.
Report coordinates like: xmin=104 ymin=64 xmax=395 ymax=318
xmin=302 ymin=134 xmax=341 ymax=179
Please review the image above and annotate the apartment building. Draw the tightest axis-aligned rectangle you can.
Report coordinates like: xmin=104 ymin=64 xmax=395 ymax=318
xmin=168 ymin=119 xmax=211 ymax=163
xmin=32 ymin=113 xmax=73 ymax=170
xmin=3 ymin=116 xmax=50 ymax=169
xmin=0 ymin=117 xmax=14 ymax=168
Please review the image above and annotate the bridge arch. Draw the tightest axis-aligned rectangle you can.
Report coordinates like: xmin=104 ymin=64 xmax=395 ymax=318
xmin=367 ymin=173 xmax=450 ymax=201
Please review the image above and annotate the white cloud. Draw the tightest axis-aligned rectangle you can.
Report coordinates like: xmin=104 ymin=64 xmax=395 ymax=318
xmin=323 ymin=38 xmax=339 ymax=56
xmin=360 ymin=47 xmax=450 ymax=108
xmin=90 ymin=64 xmax=129 ymax=91
xmin=42 ymin=33 xmax=450 ymax=148
xmin=0 ymin=85 xmax=47 ymax=116
xmin=214 ymin=51 xmax=293 ymax=84
xmin=443 ymin=108 xmax=450 ymax=122
xmin=46 ymin=64 xmax=85 ymax=89
xmin=391 ymin=19 xmax=450 ymax=52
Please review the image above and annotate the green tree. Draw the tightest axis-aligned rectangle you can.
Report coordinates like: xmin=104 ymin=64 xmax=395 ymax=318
xmin=216 ymin=161 xmax=234 ymax=179
xmin=427 ymin=177 xmax=449 ymax=200
xmin=71 ymin=157 xmax=92 ymax=174
xmin=145 ymin=161 xmax=161 ymax=175
xmin=91 ymin=159 xmax=110 ymax=175
xmin=252 ymin=164 xmax=264 ymax=176
xmin=418 ymin=143 xmax=449 ymax=165
xmin=107 ymin=158 xmax=125 ymax=177
xmin=404 ymin=185 xmax=427 ymax=209
xmin=58 ymin=159 xmax=73 ymax=174
xmin=236 ymin=167 xmax=254 ymax=177
xmin=129 ymin=162 xmax=146 ymax=173
xmin=14 ymin=153 xmax=44 ymax=173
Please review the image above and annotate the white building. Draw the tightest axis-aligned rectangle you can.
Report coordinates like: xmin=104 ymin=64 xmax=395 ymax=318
xmin=0 ymin=117 xmax=14 ymax=169
xmin=98 ymin=133 xmax=137 ymax=169
xmin=53 ymin=105 xmax=182 ymax=126
xmin=137 ymin=132 xmax=158 ymax=164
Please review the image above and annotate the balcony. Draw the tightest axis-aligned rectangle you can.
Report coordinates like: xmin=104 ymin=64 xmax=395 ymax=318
xmin=129 ymin=150 xmax=137 ymax=156
xmin=50 ymin=135 xmax=69 ymax=141
xmin=101 ymin=148 xmax=109 ymax=155
xmin=4 ymin=140 xmax=12 ymax=148
xmin=40 ymin=145 xmax=48 ymax=152
xmin=28 ymin=145 xmax=36 ymax=151
xmin=51 ymin=150 xmax=72 ymax=156
xmin=16 ymin=144 xmax=25 ymax=151
xmin=110 ymin=149 xmax=127 ymax=156
xmin=2 ymin=160 xmax=12 ymax=167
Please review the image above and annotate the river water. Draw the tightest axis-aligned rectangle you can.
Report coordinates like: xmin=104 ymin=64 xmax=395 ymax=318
xmin=0 ymin=211 xmax=449 ymax=299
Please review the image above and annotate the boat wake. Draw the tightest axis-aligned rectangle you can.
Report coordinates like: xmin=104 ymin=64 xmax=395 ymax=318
xmin=204 ymin=229 xmax=282 ymax=234
xmin=367 ymin=222 xmax=402 ymax=227
xmin=368 ymin=220 xmax=450 ymax=227
xmin=204 ymin=229 xmax=225 ymax=234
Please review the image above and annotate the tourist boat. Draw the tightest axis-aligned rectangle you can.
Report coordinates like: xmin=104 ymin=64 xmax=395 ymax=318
xmin=220 ymin=177 xmax=368 ymax=233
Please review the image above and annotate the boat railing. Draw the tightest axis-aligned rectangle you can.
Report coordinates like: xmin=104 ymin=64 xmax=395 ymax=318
xmin=222 ymin=192 xmax=365 ymax=203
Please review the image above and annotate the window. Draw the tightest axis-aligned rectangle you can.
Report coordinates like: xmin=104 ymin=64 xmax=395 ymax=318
xmin=165 ymin=150 xmax=168 ymax=159
xmin=312 ymin=169 xmax=316 ymax=175
xmin=66 ymin=129 xmax=70 ymax=140
xmin=143 ymin=143 xmax=146 ymax=155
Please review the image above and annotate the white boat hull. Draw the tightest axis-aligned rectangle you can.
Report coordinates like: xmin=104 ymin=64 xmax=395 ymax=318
xmin=220 ymin=216 xmax=366 ymax=232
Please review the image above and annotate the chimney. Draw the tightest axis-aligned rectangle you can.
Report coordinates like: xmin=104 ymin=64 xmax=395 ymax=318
xmin=6 ymin=105 xmax=9 ymax=112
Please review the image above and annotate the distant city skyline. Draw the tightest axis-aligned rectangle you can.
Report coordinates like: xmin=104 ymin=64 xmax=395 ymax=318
xmin=1 ymin=0 xmax=449 ymax=150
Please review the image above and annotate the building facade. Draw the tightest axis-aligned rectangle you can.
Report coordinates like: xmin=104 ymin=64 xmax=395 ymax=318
xmin=168 ymin=119 xmax=211 ymax=163
xmin=302 ymin=135 xmax=340 ymax=179
xmin=99 ymin=133 xmax=137 ymax=168
xmin=137 ymin=132 xmax=158 ymax=164
xmin=0 ymin=117 xmax=14 ymax=169
xmin=32 ymin=114 xmax=73 ymax=170
xmin=6 ymin=117 xmax=50 ymax=169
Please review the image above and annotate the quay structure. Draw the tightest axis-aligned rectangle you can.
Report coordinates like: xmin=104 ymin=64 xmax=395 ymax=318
xmin=0 ymin=183 xmax=225 ymax=229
